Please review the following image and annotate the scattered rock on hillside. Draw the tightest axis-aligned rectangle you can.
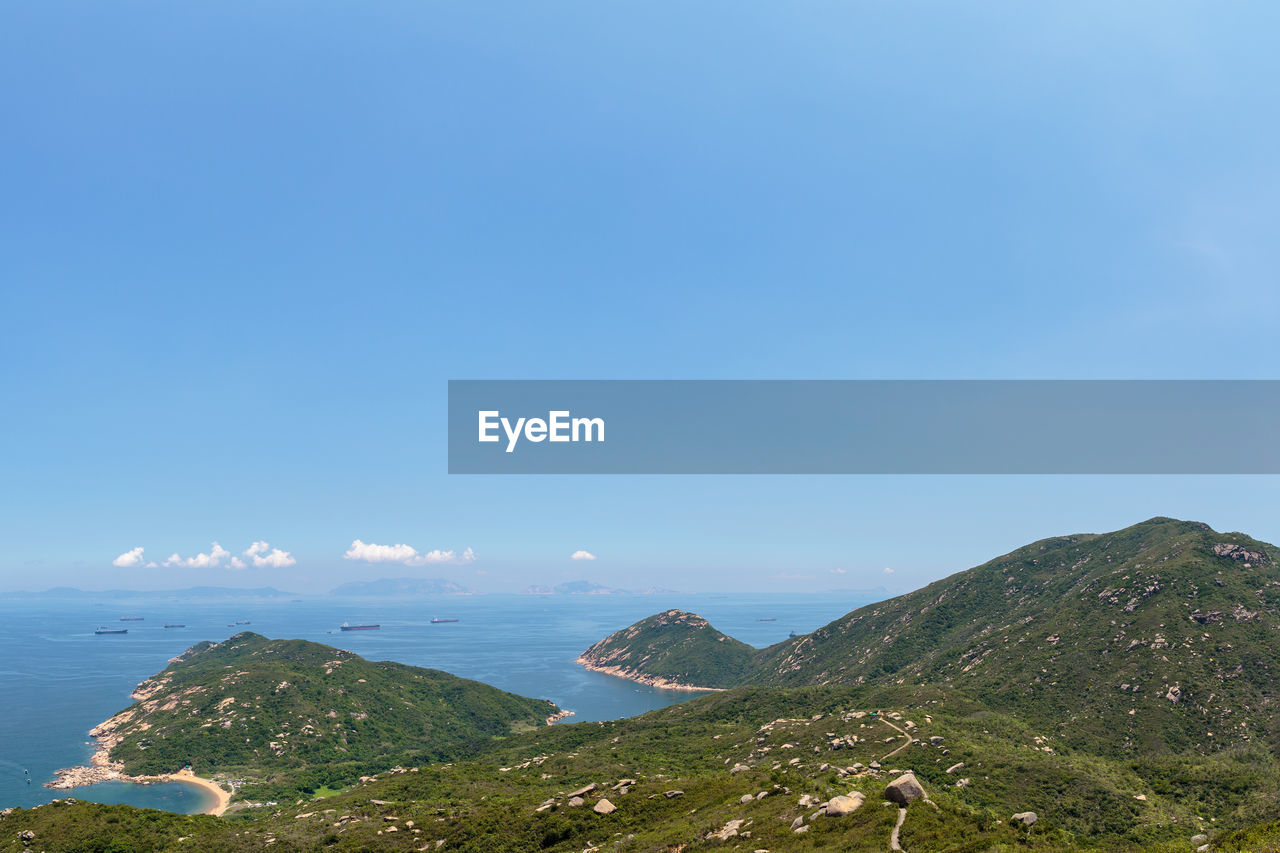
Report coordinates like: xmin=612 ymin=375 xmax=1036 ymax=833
xmin=709 ymin=819 xmax=744 ymax=840
xmin=1012 ymin=811 xmax=1037 ymax=826
xmin=824 ymin=794 xmax=864 ymax=816
xmin=885 ymin=772 xmax=926 ymax=804
xmin=593 ymin=798 xmax=616 ymax=815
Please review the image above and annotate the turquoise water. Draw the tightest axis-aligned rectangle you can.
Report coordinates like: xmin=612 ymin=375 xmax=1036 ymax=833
xmin=0 ymin=591 xmax=879 ymax=813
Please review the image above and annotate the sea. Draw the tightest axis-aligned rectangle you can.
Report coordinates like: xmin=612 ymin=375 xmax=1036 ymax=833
xmin=0 ymin=590 xmax=880 ymax=814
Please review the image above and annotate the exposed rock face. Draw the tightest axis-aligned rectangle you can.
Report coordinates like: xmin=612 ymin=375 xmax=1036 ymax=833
xmin=885 ymin=772 xmax=926 ymax=805
xmin=1012 ymin=811 xmax=1038 ymax=826
xmin=1213 ymin=543 xmax=1267 ymax=563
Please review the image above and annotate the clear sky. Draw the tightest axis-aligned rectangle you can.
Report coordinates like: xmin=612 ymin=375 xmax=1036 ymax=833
xmin=2 ymin=2 xmax=1278 ymax=594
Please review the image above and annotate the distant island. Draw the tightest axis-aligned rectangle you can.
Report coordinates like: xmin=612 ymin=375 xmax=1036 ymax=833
xmin=523 ymin=580 xmax=678 ymax=595
xmin=329 ymin=577 xmax=472 ymax=596
xmin=2 ymin=586 xmax=299 ymax=599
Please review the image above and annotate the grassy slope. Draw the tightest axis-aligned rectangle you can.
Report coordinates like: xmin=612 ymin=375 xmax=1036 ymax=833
xmin=6 ymin=684 xmax=1274 ymax=851
xmin=756 ymin=517 xmax=1280 ymax=757
xmin=103 ymin=633 xmax=557 ymax=796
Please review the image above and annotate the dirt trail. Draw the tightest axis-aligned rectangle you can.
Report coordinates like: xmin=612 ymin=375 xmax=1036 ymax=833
xmin=889 ymin=806 xmax=907 ymax=850
xmin=878 ymin=718 xmax=913 ymax=763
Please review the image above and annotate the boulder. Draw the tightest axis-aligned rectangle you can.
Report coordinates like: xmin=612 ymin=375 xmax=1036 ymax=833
xmin=824 ymin=794 xmax=864 ymax=816
xmin=790 ymin=816 xmax=804 ymax=830
xmin=568 ymin=783 xmax=597 ymax=798
xmin=1012 ymin=811 xmax=1037 ymax=826
xmin=593 ymin=798 xmax=616 ymax=815
xmin=567 ymin=796 xmax=585 ymax=807
xmin=1190 ymin=835 xmax=1207 ymax=844
xmin=885 ymin=772 xmax=926 ymax=805
xmin=929 ymin=736 xmax=945 ymax=745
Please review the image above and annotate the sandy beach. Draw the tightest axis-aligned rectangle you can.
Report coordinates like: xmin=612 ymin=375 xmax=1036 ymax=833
xmin=163 ymin=769 xmax=231 ymax=816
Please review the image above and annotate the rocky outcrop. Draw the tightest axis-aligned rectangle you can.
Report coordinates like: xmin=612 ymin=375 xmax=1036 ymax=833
xmin=1012 ymin=811 xmax=1038 ymax=826
xmin=1213 ymin=543 xmax=1267 ymax=563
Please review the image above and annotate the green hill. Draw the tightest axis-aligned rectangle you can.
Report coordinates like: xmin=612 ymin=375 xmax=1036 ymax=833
xmin=94 ymin=632 xmax=559 ymax=796
xmin=579 ymin=518 xmax=1280 ymax=757
xmin=576 ymin=609 xmax=759 ymax=689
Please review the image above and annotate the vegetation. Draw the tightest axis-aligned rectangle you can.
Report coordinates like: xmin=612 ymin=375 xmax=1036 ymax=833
xmin=101 ymin=632 xmax=558 ymax=798
xmin=8 ymin=517 xmax=1280 ymax=850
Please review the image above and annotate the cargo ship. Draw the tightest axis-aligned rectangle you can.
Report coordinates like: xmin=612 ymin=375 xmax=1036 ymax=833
xmin=120 ymin=616 xmax=143 ymax=622
xmin=340 ymin=623 xmax=380 ymax=631
xmin=756 ymin=617 xmax=777 ymax=622
xmin=430 ymin=617 xmax=459 ymax=623
xmin=164 ymin=623 xmax=186 ymax=628
xmin=95 ymin=627 xmax=128 ymax=635
xmin=235 ymin=620 xmax=251 ymax=625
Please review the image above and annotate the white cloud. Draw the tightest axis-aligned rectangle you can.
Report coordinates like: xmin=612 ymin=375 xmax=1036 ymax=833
xmin=408 ymin=549 xmax=457 ymax=565
xmin=164 ymin=542 xmax=231 ymax=569
xmin=883 ymin=567 xmax=895 ymax=574
xmin=344 ymin=539 xmax=474 ymax=566
xmin=570 ymin=550 xmax=597 ymax=561
xmin=244 ymin=541 xmax=270 ymax=558
xmin=830 ymin=568 xmax=847 ymax=575
xmin=145 ymin=561 xmax=158 ymax=568
xmin=252 ymin=548 xmax=296 ymax=569
xmin=229 ymin=556 xmax=247 ymax=570
xmin=112 ymin=547 xmax=146 ymax=568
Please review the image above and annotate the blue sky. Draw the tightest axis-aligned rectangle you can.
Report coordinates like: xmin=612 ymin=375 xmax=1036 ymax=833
xmin=2 ymin=2 xmax=1278 ymax=593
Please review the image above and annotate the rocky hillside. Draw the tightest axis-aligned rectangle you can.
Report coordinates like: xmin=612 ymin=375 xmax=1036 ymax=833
xmin=576 ymin=609 xmax=759 ymax=689
xmin=11 ymin=683 xmax=1278 ymax=851
xmin=84 ymin=633 xmax=559 ymax=789
xmin=583 ymin=518 xmax=1280 ymax=755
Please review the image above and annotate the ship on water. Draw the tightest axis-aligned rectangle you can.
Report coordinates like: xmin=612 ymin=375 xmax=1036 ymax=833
xmin=95 ymin=627 xmax=128 ymax=635
xmin=340 ymin=622 xmax=380 ymax=631
xmin=756 ymin=617 xmax=777 ymax=622
xmin=430 ymin=617 xmax=459 ymax=624
xmin=119 ymin=616 xmax=143 ymax=622
xmin=164 ymin=623 xmax=186 ymax=628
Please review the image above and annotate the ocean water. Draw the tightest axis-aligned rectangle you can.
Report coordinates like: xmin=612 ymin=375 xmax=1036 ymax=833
xmin=0 ymin=590 xmax=879 ymax=813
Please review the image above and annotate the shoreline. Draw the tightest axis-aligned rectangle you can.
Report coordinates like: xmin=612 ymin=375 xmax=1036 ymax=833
xmin=48 ymin=702 xmax=231 ymax=816
xmin=574 ymin=657 xmax=725 ymax=693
